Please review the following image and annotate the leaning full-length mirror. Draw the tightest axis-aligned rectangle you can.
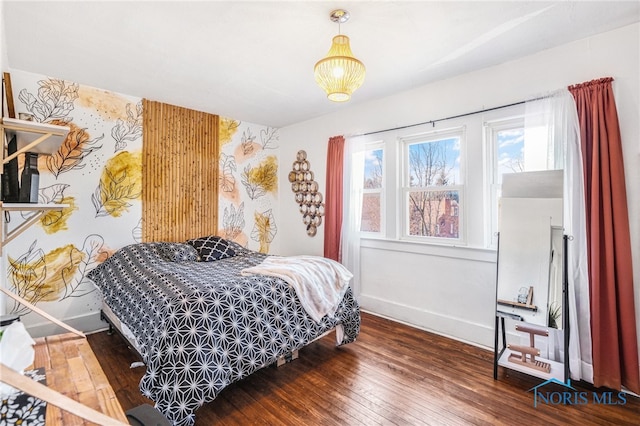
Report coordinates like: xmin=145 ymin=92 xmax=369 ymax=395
xmin=496 ymin=171 xmax=563 ymax=328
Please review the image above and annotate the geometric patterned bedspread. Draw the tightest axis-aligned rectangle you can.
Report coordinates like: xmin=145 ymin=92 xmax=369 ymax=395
xmin=87 ymin=241 xmax=361 ymax=426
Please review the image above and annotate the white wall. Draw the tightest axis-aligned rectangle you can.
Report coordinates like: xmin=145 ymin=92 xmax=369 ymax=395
xmin=0 ymin=2 xmax=7 ymax=75
xmin=279 ymin=23 xmax=640 ymax=352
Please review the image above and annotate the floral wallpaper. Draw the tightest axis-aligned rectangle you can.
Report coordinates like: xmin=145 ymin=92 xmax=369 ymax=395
xmin=3 ymin=69 xmax=280 ymax=334
xmin=3 ymin=70 xmax=143 ymax=331
xmin=218 ymin=117 xmax=280 ymax=253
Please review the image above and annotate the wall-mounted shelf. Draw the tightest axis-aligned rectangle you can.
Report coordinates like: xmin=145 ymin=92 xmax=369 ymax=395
xmin=0 ymin=202 xmax=69 ymax=254
xmin=1 ymin=117 xmax=69 ymax=172
xmin=1 ymin=117 xmax=70 ymax=253
xmin=497 ymin=299 xmax=538 ymax=312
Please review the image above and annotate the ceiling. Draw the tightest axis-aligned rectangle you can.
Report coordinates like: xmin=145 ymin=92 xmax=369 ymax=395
xmin=3 ymin=1 xmax=639 ymax=128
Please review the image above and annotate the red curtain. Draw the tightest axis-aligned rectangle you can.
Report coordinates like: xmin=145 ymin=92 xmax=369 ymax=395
xmin=324 ymin=136 xmax=345 ymax=261
xmin=569 ymin=78 xmax=640 ymax=393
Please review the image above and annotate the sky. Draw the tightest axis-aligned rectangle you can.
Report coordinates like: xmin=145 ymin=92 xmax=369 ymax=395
xmin=363 ymin=129 xmax=528 ymax=187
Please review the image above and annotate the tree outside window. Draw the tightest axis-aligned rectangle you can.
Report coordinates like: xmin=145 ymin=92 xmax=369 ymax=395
xmin=404 ymin=135 xmax=462 ymax=240
xmin=361 ymin=148 xmax=383 ymax=232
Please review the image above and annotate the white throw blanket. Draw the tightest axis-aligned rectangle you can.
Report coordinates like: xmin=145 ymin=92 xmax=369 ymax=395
xmin=241 ymin=255 xmax=353 ymax=323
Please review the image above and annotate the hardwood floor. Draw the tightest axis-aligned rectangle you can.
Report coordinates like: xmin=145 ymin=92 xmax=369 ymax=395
xmin=87 ymin=312 xmax=639 ymax=425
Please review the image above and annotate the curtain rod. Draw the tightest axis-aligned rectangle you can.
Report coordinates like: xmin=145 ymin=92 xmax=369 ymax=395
xmin=359 ymin=97 xmax=541 ymax=137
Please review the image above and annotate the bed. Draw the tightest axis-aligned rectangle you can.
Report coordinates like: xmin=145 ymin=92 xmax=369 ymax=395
xmin=87 ymin=238 xmax=361 ymax=426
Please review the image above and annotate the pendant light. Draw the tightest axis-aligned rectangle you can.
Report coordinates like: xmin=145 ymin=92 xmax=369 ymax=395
xmin=314 ymin=9 xmax=366 ymax=102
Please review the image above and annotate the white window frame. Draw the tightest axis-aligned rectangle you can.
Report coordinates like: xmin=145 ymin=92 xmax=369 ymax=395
xmin=361 ymin=141 xmax=385 ymax=235
xmin=483 ymin=116 xmax=525 ymax=249
xmin=400 ymin=127 xmax=465 ymax=245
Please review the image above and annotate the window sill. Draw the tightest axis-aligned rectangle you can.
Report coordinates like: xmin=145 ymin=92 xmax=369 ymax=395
xmin=360 ymin=237 xmax=497 ymax=263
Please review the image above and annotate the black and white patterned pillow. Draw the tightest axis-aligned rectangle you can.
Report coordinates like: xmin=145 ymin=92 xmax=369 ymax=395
xmin=186 ymin=236 xmax=236 ymax=261
xmin=0 ymin=368 xmax=47 ymax=425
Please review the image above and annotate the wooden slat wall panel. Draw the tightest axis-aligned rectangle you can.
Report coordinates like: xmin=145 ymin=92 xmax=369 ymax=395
xmin=142 ymin=99 xmax=219 ymax=242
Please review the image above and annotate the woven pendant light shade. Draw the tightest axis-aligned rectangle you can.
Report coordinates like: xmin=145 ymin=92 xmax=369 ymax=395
xmin=314 ymin=31 xmax=365 ymax=102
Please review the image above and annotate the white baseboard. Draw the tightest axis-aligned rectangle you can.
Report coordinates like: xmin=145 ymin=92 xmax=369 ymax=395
xmin=25 ymin=311 xmax=106 ymax=338
xmin=359 ymin=293 xmax=495 ymax=350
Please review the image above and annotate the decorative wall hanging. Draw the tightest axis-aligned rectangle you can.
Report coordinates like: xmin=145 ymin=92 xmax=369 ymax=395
xmin=289 ymin=150 xmax=325 ymax=237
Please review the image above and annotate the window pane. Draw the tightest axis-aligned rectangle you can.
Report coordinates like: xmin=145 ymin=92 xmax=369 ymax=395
xmin=408 ymin=190 xmax=459 ymax=238
xmin=361 ymin=193 xmax=381 ymax=232
xmin=408 ymin=137 xmax=460 ymax=187
xmin=497 ymin=128 xmax=524 ymax=183
xmin=364 ymin=148 xmax=383 ymax=189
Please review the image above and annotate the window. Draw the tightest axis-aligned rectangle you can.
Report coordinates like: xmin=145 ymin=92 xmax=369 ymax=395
xmin=485 ymin=118 xmax=524 ymax=247
xmin=361 ymin=145 xmax=384 ymax=233
xmin=485 ymin=114 xmax=562 ymax=247
xmin=401 ymin=129 xmax=464 ymax=243
xmin=352 ymin=106 xmax=563 ymax=250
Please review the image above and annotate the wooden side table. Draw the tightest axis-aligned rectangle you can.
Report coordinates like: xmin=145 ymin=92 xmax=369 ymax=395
xmin=32 ymin=333 xmax=128 ymax=425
